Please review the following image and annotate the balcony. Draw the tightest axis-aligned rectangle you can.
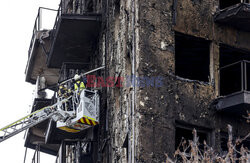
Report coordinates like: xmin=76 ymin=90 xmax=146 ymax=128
xmin=216 ymin=60 xmax=250 ymax=115
xmin=47 ymin=0 xmax=102 ymax=68
xmin=24 ymin=98 xmax=60 ymax=155
xmin=214 ymin=2 xmax=250 ymax=32
xmin=25 ymin=7 xmax=60 ymax=88
xmin=24 ymin=78 xmax=60 ymax=155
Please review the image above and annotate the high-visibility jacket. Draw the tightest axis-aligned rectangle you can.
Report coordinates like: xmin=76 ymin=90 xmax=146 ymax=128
xmin=74 ymin=80 xmax=85 ymax=91
xmin=58 ymin=85 xmax=71 ymax=98
xmin=58 ymin=86 xmax=66 ymax=97
xmin=67 ymin=89 xmax=73 ymax=96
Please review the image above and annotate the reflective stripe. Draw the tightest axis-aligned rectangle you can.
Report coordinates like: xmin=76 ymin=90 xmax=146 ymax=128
xmin=92 ymin=121 xmax=96 ymax=125
xmin=83 ymin=115 xmax=95 ymax=121
xmin=85 ymin=118 xmax=91 ymax=125
xmin=59 ymin=127 xmax=80 ymax=133
xmin=80 ymin=82 xmax=85 ymax=89
xmin=74 ymin=81 xmax=85 ymax=91
xmin=80 ymin=118 xmax=85 ymax=124
xmin=78 ymin=117 xmax=98 ymax=126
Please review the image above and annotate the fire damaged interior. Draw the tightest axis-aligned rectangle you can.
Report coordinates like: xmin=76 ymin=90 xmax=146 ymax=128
xmin=175 ymin=122 xmax=210 ymax=149
xmin=175 ymin=32 xmax=210 ymax=82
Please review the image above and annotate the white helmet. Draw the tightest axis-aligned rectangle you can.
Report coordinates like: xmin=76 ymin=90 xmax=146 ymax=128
xmin=74 ymin=74 xmax=80 ymax=81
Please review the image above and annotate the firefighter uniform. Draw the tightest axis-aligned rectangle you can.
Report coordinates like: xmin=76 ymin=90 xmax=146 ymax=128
xmin=58 ymin=85 xmax=68 ymax=98
xmin=58 ymin=85 xmax=72 ymax=111
xmin=74 ymin=80 xmax=85 ymax=92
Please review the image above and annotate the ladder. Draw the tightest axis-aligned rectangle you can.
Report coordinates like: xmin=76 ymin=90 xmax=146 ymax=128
xmin=0 ymin=98 xmax=70 ymax=143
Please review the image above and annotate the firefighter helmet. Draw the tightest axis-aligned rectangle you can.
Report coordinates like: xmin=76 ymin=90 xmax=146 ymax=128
xmin=74 ymin=74 xmax=80 ymax=81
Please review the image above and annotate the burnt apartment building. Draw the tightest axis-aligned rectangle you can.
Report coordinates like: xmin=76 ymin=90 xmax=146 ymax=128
xmin=24 ymin=0 xmax=250 ymax=162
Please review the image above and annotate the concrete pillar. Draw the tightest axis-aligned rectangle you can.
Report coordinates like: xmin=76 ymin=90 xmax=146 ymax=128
xmin=210 ymin=42 xmax=220 ymax=97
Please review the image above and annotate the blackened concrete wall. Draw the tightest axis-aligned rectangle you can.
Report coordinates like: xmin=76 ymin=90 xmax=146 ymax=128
xmin=95 ymin=0 xmax=250 ymax=162
xmin=135 ymin=0 xmax=250 ymax=162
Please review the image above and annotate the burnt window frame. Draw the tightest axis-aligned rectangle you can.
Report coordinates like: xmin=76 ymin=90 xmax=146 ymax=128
xmin=175 ymin=32 xmax=211 ymax=83
xmin=175 ymin=122 xmax=213 ymax=150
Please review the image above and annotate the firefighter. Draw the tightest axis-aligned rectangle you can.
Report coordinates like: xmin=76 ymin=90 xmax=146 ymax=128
xmin=58 ymin=85 xmax=67 ymax=98
xmin=71 ymin=74 xmax=85 ymax=109
xmin=65 ymin=85 xmax=74 ymax=111
xmin=58 ymin=84 xmax=73 ymax=111
xmin=58 ymin=85 xmax=67 ymax=110
xmin=67 ymin=87 xmax=73 ymax=97
xmin=73 ymin=74 xmax=85 ymax=93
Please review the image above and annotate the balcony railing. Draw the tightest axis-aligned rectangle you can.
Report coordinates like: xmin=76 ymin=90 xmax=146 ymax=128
xmin=220 ymin=60 xmax=250 ymax=96
xmin=46 ymin=0 xmax=100 ymax=68
xmin=28 ymin=7 xmax=57 ymax=59
xmin=27 ymin=0 xmax=99 ymax=69
xmin=51 ymin=0 xmax=96 ymax=39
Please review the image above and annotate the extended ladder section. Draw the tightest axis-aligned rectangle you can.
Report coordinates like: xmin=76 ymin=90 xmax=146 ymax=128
xmin=0 ymin=98 xmax=70 ymax=143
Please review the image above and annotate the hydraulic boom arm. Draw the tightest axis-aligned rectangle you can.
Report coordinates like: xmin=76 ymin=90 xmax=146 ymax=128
xmin=0 ymin=98 xmax=69 ymax=143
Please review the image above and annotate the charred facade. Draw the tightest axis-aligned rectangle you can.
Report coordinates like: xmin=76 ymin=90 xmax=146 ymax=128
xmin=24 ymin=0 xmax=250 ymax=162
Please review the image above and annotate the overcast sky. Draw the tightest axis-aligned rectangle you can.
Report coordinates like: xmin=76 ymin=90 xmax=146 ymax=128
xmin=0 ymin=0 xmax=60 ymax=162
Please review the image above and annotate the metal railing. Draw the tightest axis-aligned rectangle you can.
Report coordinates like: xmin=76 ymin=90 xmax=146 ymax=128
xmin=28 ymin=7 xmax=57 ymax=59
xmin=51 ymin=0 xmax=95 ymax=37
xmin=57 ymin=89 xmax=99 ymax=120
xmin=28 ymin=0 xmax=96 ymax=63
xmin=47 ymin=0 xmax=96 ymax=63
xmin=52 ymin=3 xmax=62 ymax=34
xmin=31 ymin=145 xmax=40 ymax=163
xmin=220 ymin=60 xmax=250 ymax=96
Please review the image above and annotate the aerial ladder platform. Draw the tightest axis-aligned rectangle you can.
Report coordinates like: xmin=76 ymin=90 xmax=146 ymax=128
xmin=0 ymin=89 xmax=99 ymax=143
xmin=0 ymin=66 xmax=103 ymax=143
